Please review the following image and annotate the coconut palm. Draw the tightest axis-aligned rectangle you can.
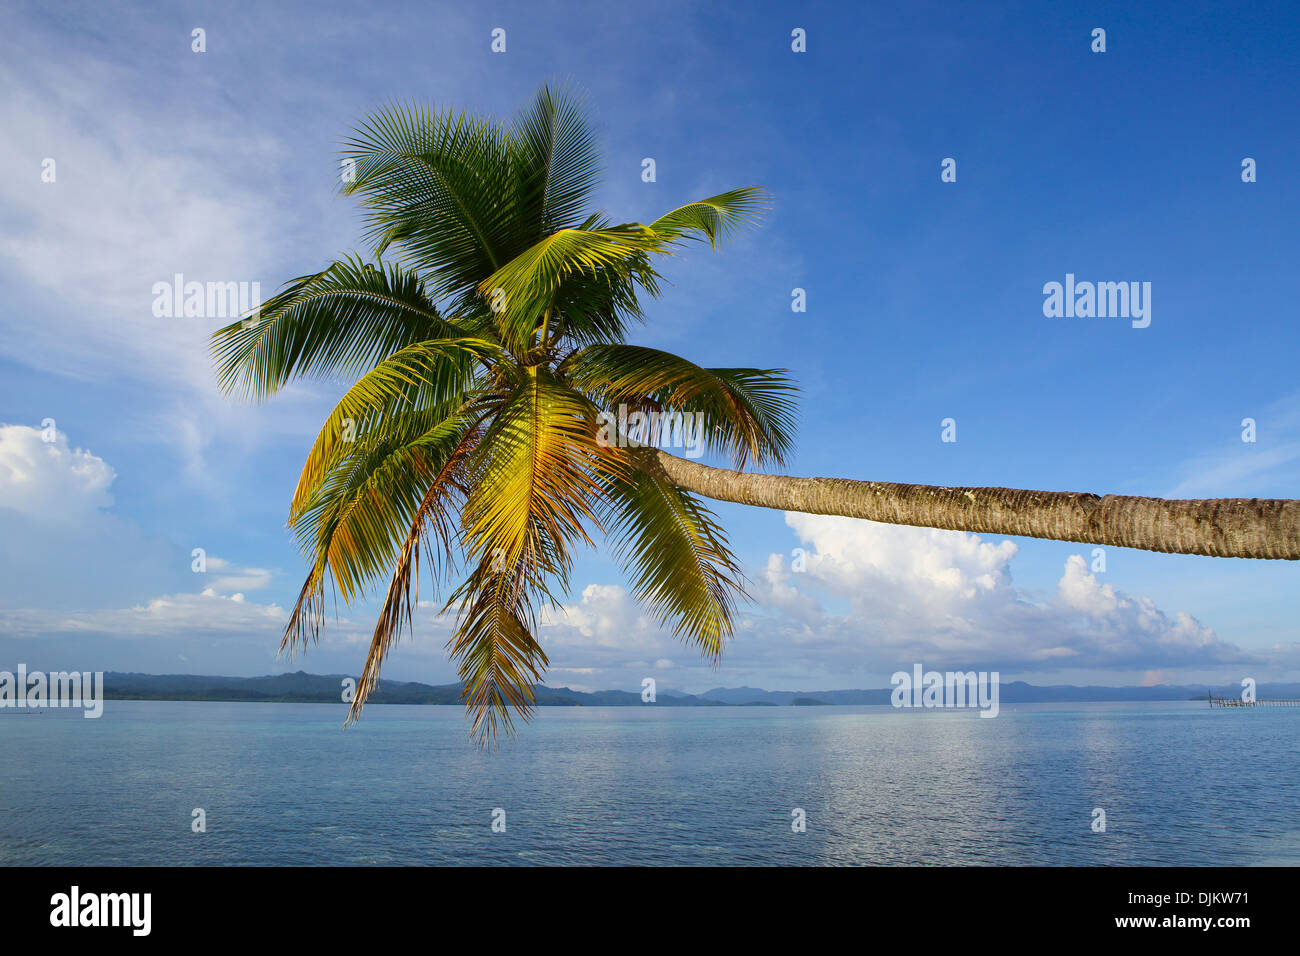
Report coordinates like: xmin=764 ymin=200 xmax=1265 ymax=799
xmin=212 ymin=85 xmax=796 ymax=743
xmin=212 ymin=84 xmax=1298 ymax=743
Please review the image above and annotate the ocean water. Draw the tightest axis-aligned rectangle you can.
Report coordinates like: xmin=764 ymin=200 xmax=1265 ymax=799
xmin=1 ymin=700 xmax=1297 ymax=866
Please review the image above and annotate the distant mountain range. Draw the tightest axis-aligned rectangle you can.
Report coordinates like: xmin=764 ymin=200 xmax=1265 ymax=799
xmin=80 ymin=671 xmax=1300 ymax=706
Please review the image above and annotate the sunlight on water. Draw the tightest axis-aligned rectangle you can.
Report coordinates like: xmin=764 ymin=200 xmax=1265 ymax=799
xmin=1 ymin=701 xmax=1296 ymax=865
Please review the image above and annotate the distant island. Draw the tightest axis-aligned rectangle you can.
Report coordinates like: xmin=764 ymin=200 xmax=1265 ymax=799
xmin=37 ymin=670 xmax=1299 ymax=707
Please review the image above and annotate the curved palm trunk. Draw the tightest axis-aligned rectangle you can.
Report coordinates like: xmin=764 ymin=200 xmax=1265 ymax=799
xmin=638 ymin=449 xmax=1300 ymax=560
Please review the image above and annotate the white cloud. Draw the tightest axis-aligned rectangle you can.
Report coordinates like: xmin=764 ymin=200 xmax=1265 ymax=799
xmin=541 ymin=584 xmax=659 ymax=649
xmin=530 ymin=514 xmax=1252 ymax=692
xmin=0 ymin=423 xmax=284 ymax=619
xmin=0 ymin=588 xmax=286 ymax=639
xmin=533 ymin=584 xmax=689 ymax=690
xmin=0 ymin=424 xmax=114 ymax=520
xmin=0 ymin=27 xmax=355 ymax=491
xmin=782 ymin=514 xmax=1019 ymax=600
xmin=750 ymin=514 xmax=1245 ymax=676
xmin=0 ymin=425 xmax=179 ymax=609
xmin=0 ymin=50 xmax=287 ymax=390
xmin=203 ymin=556 xmax=274 ymax=593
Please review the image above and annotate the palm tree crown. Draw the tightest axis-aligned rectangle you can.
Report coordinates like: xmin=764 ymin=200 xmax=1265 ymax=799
xmin=211 ymin=84 xmax=797 ymax=744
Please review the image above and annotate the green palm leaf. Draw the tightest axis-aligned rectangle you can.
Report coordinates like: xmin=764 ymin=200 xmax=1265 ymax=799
xmin=649 ymin=187 xmax=768 ymax=247
xmin=600 ymin=469 xmax=743 ymax=662
xmin=511 ymin=82 xmax=603 ymax=235
xmin=210 ymin=257 xmax=467 ymax=402
xmin=286 ymin=410 xmax=478 ymax=652
xmin=565 ymin=344 xmax=798 ymax=468
xmin=341 ymin=104 xmax=517 ymax=301
xmin=290 ymin=338 xmax=499 ymax=518
xmin=478 ymin=225 xmax=669 ymax=352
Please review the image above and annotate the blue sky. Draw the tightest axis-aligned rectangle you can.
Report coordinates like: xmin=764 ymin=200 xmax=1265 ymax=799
xmin=1 ymin=0 xmax=1297 ymax=693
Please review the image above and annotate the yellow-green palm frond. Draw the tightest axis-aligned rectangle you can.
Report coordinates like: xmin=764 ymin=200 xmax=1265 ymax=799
xmin=284 ymin=410 xmax=478 ymax=655
xmin=461 ymin=368 xmax=617 ymax=591
xmin=446 ymin=370 xmax=635 ymax=744
xmin=564 ymin=344 xmax=798 ymax=468
xmin=649 ymin=187 xmax=769 ymax=248
xmin=444 ymin=561 xmax=550 ymax=747
xmin=599 ymin=469 xmax=744 ymax=663
xmin=477 ymin=225 xmax=668 ymax=353
xmin=289 ymin=338 xmax=500 ymax=520
xmin=344 ymin=422 xmax=480 ymax=725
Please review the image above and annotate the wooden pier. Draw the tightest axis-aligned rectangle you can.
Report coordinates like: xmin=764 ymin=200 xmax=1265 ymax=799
xmin=1208 ymin=692 xmax=1300 ymax=708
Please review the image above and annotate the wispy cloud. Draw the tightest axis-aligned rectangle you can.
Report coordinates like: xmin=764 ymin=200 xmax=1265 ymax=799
xmin=1167 ymin=392 xmax=1300 ymax=498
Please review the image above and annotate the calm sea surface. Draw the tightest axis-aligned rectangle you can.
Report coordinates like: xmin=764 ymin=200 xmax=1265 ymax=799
xmin=2 ymin=700 xmax=1297 ymax=865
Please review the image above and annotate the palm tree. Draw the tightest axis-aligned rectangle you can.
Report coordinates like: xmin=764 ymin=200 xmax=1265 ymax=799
xmin=212 ymin=85 xmax=795 ymax=743
xmin=212 ymin=84 xmax=1298 ymax=743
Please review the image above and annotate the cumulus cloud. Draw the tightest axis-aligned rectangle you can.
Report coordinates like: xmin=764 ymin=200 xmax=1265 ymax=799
xmin=0 ymin=424 xmax=114 ymax=521
xmin=534 ymin=584 xmax=691 ymax=691
xmin=541 ymin=584 xmax=655 ymax=647
xmin=0 ymin=423 xmax=287 ymax=629
xmin=526 ymin=514 xmax=1251 ymax=693
xmin=750 ymin=514 xmax=1246 ymax=676
xmin=0 ymin=424 xmax=184 ymax=608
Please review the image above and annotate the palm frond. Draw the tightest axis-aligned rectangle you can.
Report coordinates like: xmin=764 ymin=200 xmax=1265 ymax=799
xmin=461 ymin=368 xmax=614 ymax=588
xmin=284 ymin=411 xmax=478 ymax=654
xmin=344 ymin=422 xmax=479 ymax=724
xmin=341 ymin=104 xmax=518 ymax=300
xmin=210 ymin=257 xmax=468 ymax=401
xmin=511 ymin=81 xmax=603 ymax=235
xmin=443 ymin=560 xmax=550 ymax=747
xmin=564 ymin=344 xmax=798 ymax=468
xmin=649 ymin=187 xmax=768 ymax=247
xmin=478 ymin=225 xmax=668 ymax=352
xmin=600 ymin=469 xmax=744 ymax=662
xmin=289 ymin=338 xmax=499 ymax=519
